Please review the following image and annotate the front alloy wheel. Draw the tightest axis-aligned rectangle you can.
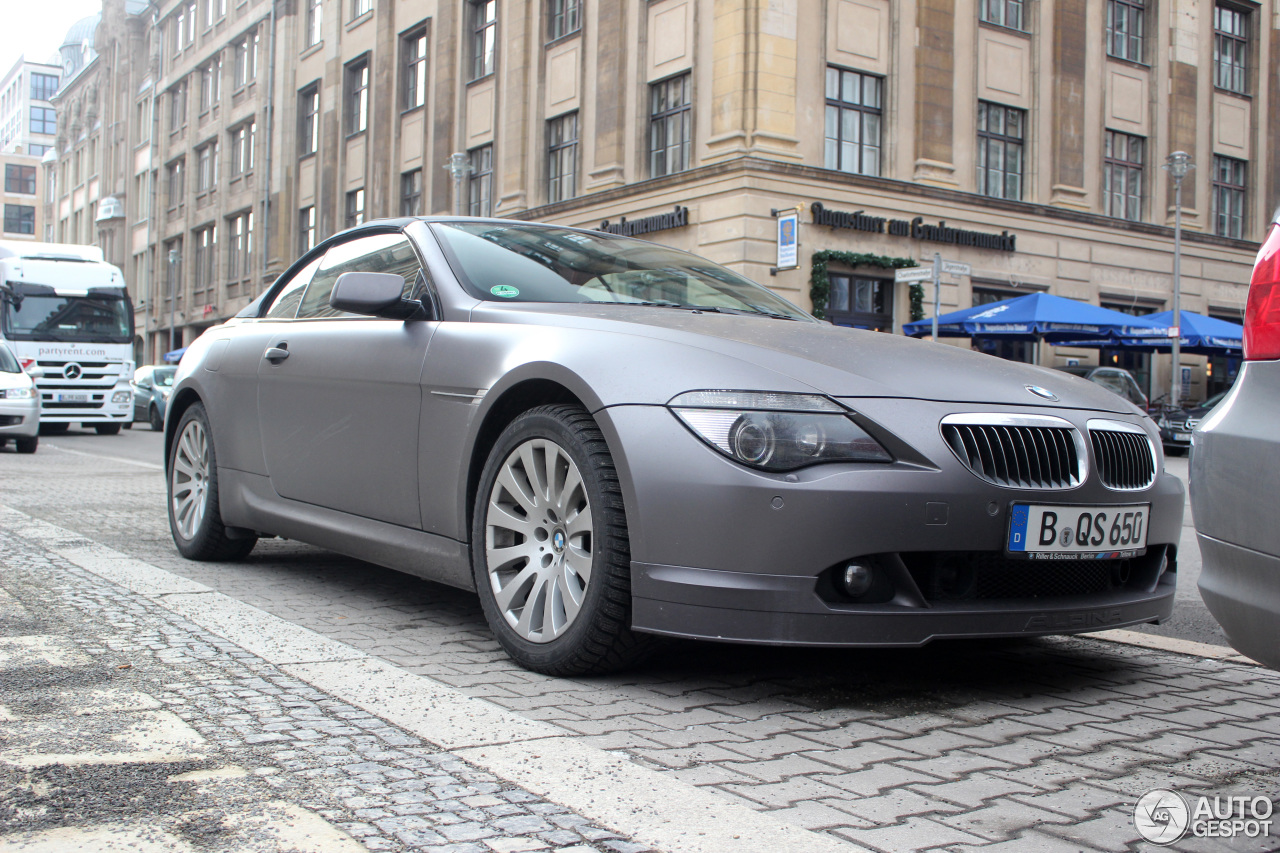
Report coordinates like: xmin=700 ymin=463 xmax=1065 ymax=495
xmin=473 ymin=405 xmax=655 ymax=675
xmin=168 ymin=403 xmax=256 ymax=561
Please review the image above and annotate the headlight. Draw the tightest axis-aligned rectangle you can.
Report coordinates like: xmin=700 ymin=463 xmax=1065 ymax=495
xmin=112 ymin=390 xmax=131 ymax=403
xmin=670 ymin=391 xmax=892 ymax=471
xmin=2 ymin=388 xmax=33 ymax=399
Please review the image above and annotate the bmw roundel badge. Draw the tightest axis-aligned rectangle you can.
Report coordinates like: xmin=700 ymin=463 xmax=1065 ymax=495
xmin=1025 ymin=385 xmax=1058 ymax=401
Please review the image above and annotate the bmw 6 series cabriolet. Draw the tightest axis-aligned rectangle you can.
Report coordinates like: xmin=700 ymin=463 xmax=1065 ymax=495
xmin=165 ymin=218 xmax=1184 ymax=675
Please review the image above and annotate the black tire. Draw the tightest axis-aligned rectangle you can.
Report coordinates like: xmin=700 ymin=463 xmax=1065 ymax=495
xmin=167 ymin=402 xmax=257 ymax=561
xmin=15 ymin=435 xmax=37 ymax=454
xmin=39 ymin=423 xmax=68 ymax=435
xmin=149 ymin=405 xmax=164 ymax=432
xmin=471 ymin=404 xmax=658 ymax=676
xmin=95 ymin=423 xmax=122 ymax=435
xmin=123 ymin=422 xmax=133 ymax=429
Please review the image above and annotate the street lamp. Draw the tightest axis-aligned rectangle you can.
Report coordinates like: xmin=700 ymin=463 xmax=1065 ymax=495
xmin=445 ymin=152 xmax=473 ymax=217
xmin=1163 ymin=151 xmax=1194 ymax=410
xmin=167 ymin=248 xmax=180 ymax=356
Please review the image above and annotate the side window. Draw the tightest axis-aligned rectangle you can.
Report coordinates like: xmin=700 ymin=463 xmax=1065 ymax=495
xmin=264 ymin=256 xmax=322 ymax=319
xmin=295 ymin=233 xmax=424 ymax=319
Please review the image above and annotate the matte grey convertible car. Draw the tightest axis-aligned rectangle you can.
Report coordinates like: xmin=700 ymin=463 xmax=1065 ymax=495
xmin=166 ymin=218 xmax=1185 ymax=675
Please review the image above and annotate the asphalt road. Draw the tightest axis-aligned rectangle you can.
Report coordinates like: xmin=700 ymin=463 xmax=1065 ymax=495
xmin=27 ymin=422 xmax=1229 ymax=649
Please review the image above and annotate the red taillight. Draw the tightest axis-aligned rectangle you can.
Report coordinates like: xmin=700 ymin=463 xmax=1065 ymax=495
xmin=1245 ymin=222 xmax=1280 ymax=360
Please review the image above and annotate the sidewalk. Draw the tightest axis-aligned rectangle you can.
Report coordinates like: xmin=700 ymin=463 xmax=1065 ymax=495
xmin=3 ymin=503 xmax=1280 ymax=853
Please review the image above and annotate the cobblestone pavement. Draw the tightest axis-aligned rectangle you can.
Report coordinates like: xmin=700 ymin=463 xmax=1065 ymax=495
xmin=3 ymin=439 xmax=1280 ymax=852
xmin=0 ymin=531 xmax=647 ymax=853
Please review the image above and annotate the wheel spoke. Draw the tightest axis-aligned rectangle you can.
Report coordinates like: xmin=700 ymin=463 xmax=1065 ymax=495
xmin=486 ymin=501 xmax=537 ymax=538
xmin=563 ymin=543 xmax=592 ymax=587
xmin=555 ymin=569 xmax=582 ymax=627
xmin=515 ymin=575 xmax=547 ymax=637
xmin=542 ymin=572 xmax=561 ymax=637
xmin=496 ymin=465 xmax=539 ymax=516
xmin=487 ymin=542 xmax=539 ymax=572
xmin=519 ymin=442 xmax=549 ymax=504
xmin=494 ymin=563 xmax=538 ymax=613
xmin=556 ymin=461 xmax=584 ymax=516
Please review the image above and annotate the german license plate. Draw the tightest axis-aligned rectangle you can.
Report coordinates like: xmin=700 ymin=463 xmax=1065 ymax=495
xmin=1007 ymin=503 xmax=1149 ymax=560
xmin=55 ymin=393 xmax=89 ymax=403
xmin=1174 ymin=432 xmax=1192 ymax=441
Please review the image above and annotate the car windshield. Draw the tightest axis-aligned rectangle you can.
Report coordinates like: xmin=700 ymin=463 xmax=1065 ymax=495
xmin=1 ymin=292 xmax=132 ymax=343
xmin=431 ymin=222 xmax=812 ymax=320
xmin=0 ymin=346 xmax=19 ymax=373
xmin=154 ymin=367 xmax=177 ymax=387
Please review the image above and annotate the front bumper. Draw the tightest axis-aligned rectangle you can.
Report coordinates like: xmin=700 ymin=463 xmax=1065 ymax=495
xmin=598 ymin=401 xmax=1184 ymax=646
xmin=0 ymin=397 xmax=40 ymax=438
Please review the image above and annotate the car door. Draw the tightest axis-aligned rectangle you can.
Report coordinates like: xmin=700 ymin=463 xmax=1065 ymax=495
xmin=256 ymin=232 xmax=437 ymax=528
xmin=132 ymin=371 xmax=152 ymax=420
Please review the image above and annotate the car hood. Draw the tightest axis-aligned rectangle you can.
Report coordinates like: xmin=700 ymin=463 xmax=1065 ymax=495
xmin=472 ymin=303 xmax=1141 ymax=413
xmin=0 ymin=372 xmax=34 ymax=391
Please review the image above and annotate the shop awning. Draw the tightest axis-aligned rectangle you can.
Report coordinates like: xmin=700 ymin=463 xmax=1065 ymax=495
xmin=163 ymin=347 xmax=187 ymax=363
xmin=902 ymin=292 xmax=1165 ymax=343
xmin=1053 ymin=310 xmax=1245 ymax=356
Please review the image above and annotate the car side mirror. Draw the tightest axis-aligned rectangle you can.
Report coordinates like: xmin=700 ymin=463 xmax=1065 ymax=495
xmin=25 ymin=366 xmax=44 ymax=380
xmin=330 ymin=272 xmax=429 ymax=320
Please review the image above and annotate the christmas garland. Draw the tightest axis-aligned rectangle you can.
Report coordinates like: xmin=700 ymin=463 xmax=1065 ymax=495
xmin=808 ymin=250 xmax=919 ymax=321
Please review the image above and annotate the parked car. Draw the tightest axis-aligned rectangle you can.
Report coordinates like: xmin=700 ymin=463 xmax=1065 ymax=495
xmin=164 ymin=218 xmax=1185 ymax=676
xmin=1191 ymin=209 xmax=1280 ymax=670
xmin=1156 ymin=389 xmax=1229 ymax=455
xmin=132 ymin=365 xmax=177 ymax=431
xmin=1054 ymin=365 xmax=1149 ymax=411
xmin=0 ymin=344 xmax=39 ymax=453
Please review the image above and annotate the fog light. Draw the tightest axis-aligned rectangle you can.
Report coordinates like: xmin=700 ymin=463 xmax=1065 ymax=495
xmin=841 ymin=562 xmax=875 ymax=597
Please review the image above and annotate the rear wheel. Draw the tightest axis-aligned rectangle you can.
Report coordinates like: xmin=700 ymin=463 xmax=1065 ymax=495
xmin=149 ymin=405 xmax=164 ymax=432
xmin=15 ymin=435 xmax=37 ymax=454
xmin=95 ymin=423 xmax=121 ymax=435
xmin=472 ymin=404 xmax=656 ymax=676
xmin=168 ymin=402 xmax=256 ymax=561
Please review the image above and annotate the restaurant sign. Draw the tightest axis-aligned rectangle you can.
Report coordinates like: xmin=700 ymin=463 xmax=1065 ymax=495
xmin=810 ymin=201 xmax=1016 ymax=253
xmin=599 ymin=206 xmax=689 ymax=237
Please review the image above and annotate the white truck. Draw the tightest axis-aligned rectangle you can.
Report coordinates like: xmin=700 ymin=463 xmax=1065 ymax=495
xmin=0 ymin=242 xmax=134 ymax=434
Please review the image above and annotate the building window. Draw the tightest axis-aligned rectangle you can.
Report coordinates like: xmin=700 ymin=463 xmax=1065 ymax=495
xmin=30 ymin=73 xmax=58 ymax=102
xmin=402 ymin=27 xmax=428 ymax=110
xmin=168 ymin=82 xmax=187 ymax=132
xmin=166 ymin=159 xmax=185 ymax=207
xmin=5 ymin=164 xmax=36 ymax=195
xmin=401 ymin=169 xmax=423 ymax=216
xmin=826 ymin=275 xmax=894 ymax=332
xmin=549 ymin=0 xmax=581 ymax=40
xmin=164 ymin=237 xmax=183 ymax=309
xmin=650 ymin=74 xmax=691 ymax=178
xmin=470 ymin=0 xmax=497 ymax=80
xmin=351 ymin=0 xmax=372 ymax=19
xmin=468 ymin=145 xmax=492 ymax=217
xmin=1103 ymin=130 xmax=1143 ymax=221
xmin=980 ymin=0 xmax=1024 ymax=30
xmin=824 ymin=67 xmax=882 ymax=177
xmin=205 ymin=0 xmax=227 ymax=28
xmin=1106 ymin=0 xmax=1145 ymax=63
xmin=199 ymin=56 xmax=222 ymax=113
xmin=547 ymin=112 xmax=578 ymax=203
xmin=977 ymin=101 xmax=1025 ymax=200
xmin=30 ymin=106 xmax=57 ymax=135
xmin=1212 ymin=155 xmax=1246 ymax=239
xmin=299 ymin=206 xmax=317 ymax=253
xmin=306 ymin=0 xmax=323 ymax=47
xmin=298 ymin=84 xmax=319 ymax=156
xmin=234 ymin=30 xmax=259 ymax=89
xmin=346 ymin=188 xmax=365 ymax=228
xmin=28 ymin=144 xmax=50 ymax=158
xmin=230 ymin=121 xmax=255 ymax=175
xmin=345 ymin=57 xmax=369 ymax=134
xmin=3 ymin=204 xmax=34 ymax=235
xmin=227 ymin=210 xmax=253 ymax=285
xmin=193 ymin=224 xmax=217 ymax=306
xmin=195 ymin=140 xmax=217 ymax=192
xmin=1214 ymin=5 xmax=1248 ymax=94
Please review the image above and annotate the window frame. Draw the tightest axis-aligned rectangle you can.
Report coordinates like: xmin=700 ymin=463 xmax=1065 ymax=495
xmin=305 ymin=0 xmax=323 ymax=47
xmin=976 ymin=100 xmax=1026 ymax=201
xmin=166 ymin=158 xmax=186 ymax=208
xmin=1106 ymin=0 xmax=1146 ymax=63
xmin=649 ymin=73 xmax=692 ymax=178
xmin=229 ymin=120 xmax=255 ymax=176
xmin=823 ymin=66 xmax=884 ymax=177
xmin=3 ymin=204 xmax=35 ymax=235
xmin=1212 ymin=155 xmax=1247 ymax=239
xmin=5 ymin=164 xmax=36 ymax=195
xmin=547 ymin=112 xmax=579 ymax=203
xmin=345 ymin=56 xmax=370 ymax=135
xmin=351 ymin=0 xmax=372 ymax=20
xmin=345 ymin=188 xmax=365 ymax=229
xmin=979 ymin=0 xmax=1025 ymax=31
xmin=30 ymin=73 xmax=58 ymax=102
xmin=1103 ymin=129 xmax=1144 ymax=222
xmin=195 ymin=139 xmax=218 ymax=193
xmin=401 ymin=169 xmax=423 ymax=216
xmin=548 ymin=0 xmax=581 ymax=41
xmin=1213 ymin=4 xmax=1249 ymax=95
xmin=192 ymin=223 xmax=217 ymax=306
xmin=30 ymin=106 xmax=57 ymax=136
xmin=298 ymin=206 xmax=317 ymax=255
xmin=401 ymin=25 xmax=429 ymax=111
xmin=298 ymin=83 xmax=320 ymax=157
xmin=468 ymin=145 xmax=493 ymax=217
xmin=470 ymin=0 xmax=497 ymax=80
xmin=226 ymin=209 xmax=253 ymax=287
xmin=233 ymin=30 xmax=259 ymax=89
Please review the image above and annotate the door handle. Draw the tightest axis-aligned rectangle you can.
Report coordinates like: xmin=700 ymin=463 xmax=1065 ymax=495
xmin=264 ymin=344 xmax=290 ymax=363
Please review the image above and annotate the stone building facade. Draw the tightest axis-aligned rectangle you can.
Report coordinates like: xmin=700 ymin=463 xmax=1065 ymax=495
xmin=50 ymin=0 xmax=1276 ymax=400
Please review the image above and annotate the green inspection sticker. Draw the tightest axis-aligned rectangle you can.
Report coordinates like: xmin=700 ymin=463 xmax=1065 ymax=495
xmin=490 ymin=285 xmax=520 ymax=298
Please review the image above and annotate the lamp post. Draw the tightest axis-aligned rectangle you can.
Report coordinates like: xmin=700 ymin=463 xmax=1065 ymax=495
xmin=167 ymin=248 xmax=180 ymax=357
xmin=445 ymin=152 xmax=473 ymax=217
xmin=1163 ymin=151 xmax=1194 ymax=410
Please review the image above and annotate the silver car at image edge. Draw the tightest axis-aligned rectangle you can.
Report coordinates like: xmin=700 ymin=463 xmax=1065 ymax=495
xmin=1191 ymin=208 xmax=1280 ymax=670
xmin=164 ymin=218 xmax=1185 ymax=676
